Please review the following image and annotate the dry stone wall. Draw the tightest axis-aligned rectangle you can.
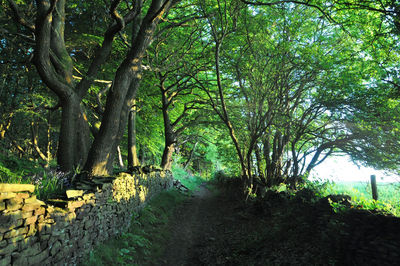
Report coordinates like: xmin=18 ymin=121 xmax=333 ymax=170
xmin=0 ymin=169 xmax=173 ymax=265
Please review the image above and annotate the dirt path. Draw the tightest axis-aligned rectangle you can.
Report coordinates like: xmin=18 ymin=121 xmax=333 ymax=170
xmin=155 ymin=183 xmax=400 ymax=265
xmin=155 ymin=183 xmax=337 ymax=266
xmin=157 ymin=183 xmax=236 ymax=265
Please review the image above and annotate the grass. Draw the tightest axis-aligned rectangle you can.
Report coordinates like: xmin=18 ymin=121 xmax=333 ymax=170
xmin=314 ymin=180 xmax=400 ymax=216
xmin=327 ymin=181 xmax=400 ymax=205
xmin=82 ymin=189 xmax=188 ymax=266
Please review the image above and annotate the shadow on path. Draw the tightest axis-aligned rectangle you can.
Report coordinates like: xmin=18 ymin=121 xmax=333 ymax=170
xmin=158 ymin=183 xmax=235 ymax=265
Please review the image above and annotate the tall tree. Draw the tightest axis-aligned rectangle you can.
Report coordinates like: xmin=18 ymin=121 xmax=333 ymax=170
xmin=5 ymin=0 xmax=178 ymax=176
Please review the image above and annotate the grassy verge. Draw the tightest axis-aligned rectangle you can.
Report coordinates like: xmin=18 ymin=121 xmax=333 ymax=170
xmin=82 ymin=166 xmax=208 ymax=265
xmin=326 ymin=181 xmax=400 ymax=205
xmin=82 ymin=189 xmax=188 ymax=265
xmin=305 ymin=179 xmax=400 ymax=217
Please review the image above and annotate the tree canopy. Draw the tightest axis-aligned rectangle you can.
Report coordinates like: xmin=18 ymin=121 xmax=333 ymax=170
xmin=1 ymin=0 xmax=399 ymax=193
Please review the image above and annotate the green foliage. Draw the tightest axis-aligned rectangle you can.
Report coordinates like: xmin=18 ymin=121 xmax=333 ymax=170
xmin=82 ymin=189 xmax=187 ymax=265
xmin=212 ymin=170 xmax=229 ymax=184
xmin=171 ymin=163 xmax=205 ymax=191
xmin=0 ymin=152 xmax=71 ymax=200
xmin=302 ymin=179 xmax=400 ymax=216
xmin=0 ymin=152 xmax=42 ymax=183
xmin=31 ymin=170 xmax=71 ymax=201
xmin=327 ymin=199 xmax=349 ymax=214
xmin=1 ymin=0 xmax=400 ymax=204
xmin=302 ymin=178 xmax=334 ymax=199
xmin=325 ymin=181 xmax=400 ymax=216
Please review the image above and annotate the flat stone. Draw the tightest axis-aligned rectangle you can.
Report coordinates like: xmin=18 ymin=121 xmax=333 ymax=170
xmin=34 ymin=207 xmax=45 ymax=216
xmin=37 ymin=215 xmax=45 ymax=223
xmin=21 ymin=211 xmax=33 ymax=219
xmin=4 ymin=227 xmax=28 ymax=239
xmin=82 ymin=193 xmax=95 ymax=201
xmin=0 ymin=255 xmax=11 ymax=266
xmin=24 ymin=215 xmax=38 ymax=226
xmin=24 ymin=196 xmax=37 ymax=204
xmin=15 ymin=193 xmax=29 ymax=200
xmin=0 ymin=184 xmax=34 ymax=193
xmin=66 ymin=190 xmax=84 ymax=199
xmin=0 ymin=242 xmax=17 ymax=255
xmin=84 ymin=219 xmax=94 ymax=230
xmin=43 ymin=218 xmax=54 ymax=224
xmin=0 ymin=211 xmax=23 ymax=233
xmin=65 ymin=212 xmax=76 ymax=222
xmin=67 ymin=201 xmax=84 ymax=210
xmin=21 ymin=200 xmax=45 ymax=211
xmin=0 ymin=193 xmax=16 ymax=201
xmin=26 ymin=224 xmax=37 ymax=237
xmin=28 ymin=249 xmax=49 ymax=265
xmin=39 ymin=234 xmax=50 ymax=241
xmin=7 ymin=235 xmax=25 ymax=244
xmin=5 ymin=198 xmax=23 ymax=211
xmin=50 ymin=241 xmax=62 ymax=256
xmin=12 ymin=255 xmax=27 ymax=266
xmin=19 ymin=242 xmax=42 ymax=257
xmin=37 ymin=223 xmax=52 ymax=234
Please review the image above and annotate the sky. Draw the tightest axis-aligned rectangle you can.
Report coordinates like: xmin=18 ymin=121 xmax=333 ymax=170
xmin=310 ymin=155 xmax=399 ymax=183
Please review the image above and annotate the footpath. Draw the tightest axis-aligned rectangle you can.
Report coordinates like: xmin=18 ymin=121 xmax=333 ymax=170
xmin=156 ymin=182 xmax=400 ymax=265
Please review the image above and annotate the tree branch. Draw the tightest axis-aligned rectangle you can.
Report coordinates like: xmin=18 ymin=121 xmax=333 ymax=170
xmin=7 ymin=0 xmax=36 ymax=32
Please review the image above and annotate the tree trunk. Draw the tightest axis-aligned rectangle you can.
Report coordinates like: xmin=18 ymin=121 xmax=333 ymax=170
xmin=57 ymin=96 xmax=90 ymax=172
xmin=0 ymin=113 xmax=14 ymax=140
xmin=31 ymin=121 xmax=48 ymax=162
xmin=127 ymin=83 xmax=140 ymax=168
xmin=84 ymin=0 xmax=173 ymax=177
xmin=184 ymin=141 xmax=198 ymax=170
xmin=84 ymin=68 xmax=135 ymax=176
xmin=103 ymin=74 xmax=141 ymax=174
xmin=160 ymin=89 xmax=176 ymax=170
xmin=139 ymin=146 xmax=146 ymax=165
xmin=128 ymin=105 xmax=140 ymax=168
xmin=161 ymin=143 xmax=175 ymax=170
xmin=117 ymin=146 xmax=124 ymax=168
xmin=46 ymin=110 xmax=52 ymax=166
xmin=255 ymin=144 xmax=264 ymax=181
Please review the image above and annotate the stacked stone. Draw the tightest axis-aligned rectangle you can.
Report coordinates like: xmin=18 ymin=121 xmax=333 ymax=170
xmin=0 ymin=169 xmax=173 ymax=265
xmin=0 ymin=184 xmax=47 ymax=265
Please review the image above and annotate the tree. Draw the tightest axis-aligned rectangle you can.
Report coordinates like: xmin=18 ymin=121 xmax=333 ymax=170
xmin=1 ymin=0 xmax=399 ymax=185
xmin=4 ymin=0 xmax=178 ymax=176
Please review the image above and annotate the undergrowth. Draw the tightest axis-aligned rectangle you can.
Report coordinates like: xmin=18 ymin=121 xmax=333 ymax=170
xmin=0 ymin=152 xmax=69 ymax=200
xmin=82 ymin=189 xmax=187 ymax=266
xmin=301 ymin=179 xmax=400 ymax=217
xmin=172 ymin=164 xmax=205 ymax=191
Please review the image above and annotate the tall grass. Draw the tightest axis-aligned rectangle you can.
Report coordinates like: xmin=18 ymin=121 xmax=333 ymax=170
xmin=324 ymin=181 xmax=400 ymax=216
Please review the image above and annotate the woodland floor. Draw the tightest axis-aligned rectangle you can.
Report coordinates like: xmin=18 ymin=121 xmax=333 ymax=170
xmin=154 ymin=181 xmax=400 ymax=266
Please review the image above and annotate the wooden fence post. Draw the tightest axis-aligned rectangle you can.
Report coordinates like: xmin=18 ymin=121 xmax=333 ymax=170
xmin=370 ymin=174 xmax=378 ymax=201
